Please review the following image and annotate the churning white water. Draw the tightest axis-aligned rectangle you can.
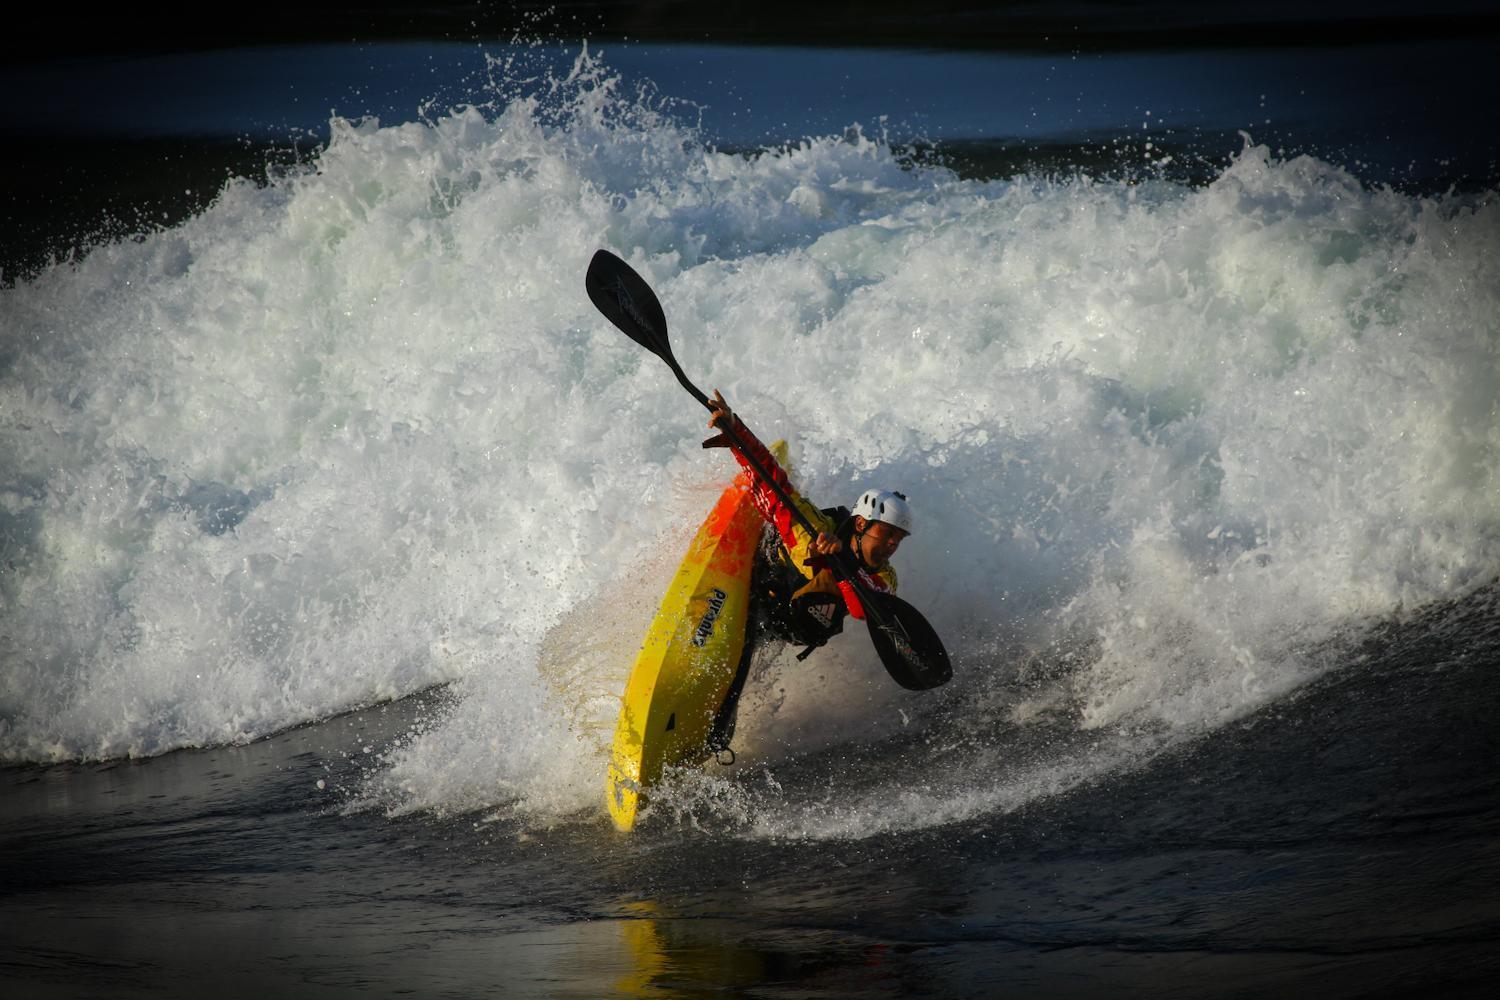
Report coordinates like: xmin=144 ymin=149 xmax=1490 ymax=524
xmin=2 ymin=50 xmax=1496 ymax=833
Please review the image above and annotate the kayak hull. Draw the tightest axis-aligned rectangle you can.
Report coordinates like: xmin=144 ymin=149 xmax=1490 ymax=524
xmin=605 ymin=443 xmax=786 ymax=832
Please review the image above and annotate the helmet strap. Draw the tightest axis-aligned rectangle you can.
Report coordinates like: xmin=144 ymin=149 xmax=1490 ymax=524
xmin=852 ymin=519 xmax=873 ymax=571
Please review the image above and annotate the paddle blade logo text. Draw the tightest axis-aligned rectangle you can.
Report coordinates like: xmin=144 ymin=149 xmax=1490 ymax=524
xmin=608 ymin=278 xmax=656 ymax=338
xmin=880 ymin=622 xmax=920 ymax=669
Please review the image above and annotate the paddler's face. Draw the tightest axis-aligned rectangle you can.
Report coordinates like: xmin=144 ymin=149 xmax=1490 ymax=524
xmin=854 ymin=518 xmax=907 ymax=568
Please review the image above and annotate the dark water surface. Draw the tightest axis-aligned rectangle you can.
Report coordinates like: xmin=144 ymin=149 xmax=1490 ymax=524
xmin=4 ymin=586 xmax=1497 ymax=997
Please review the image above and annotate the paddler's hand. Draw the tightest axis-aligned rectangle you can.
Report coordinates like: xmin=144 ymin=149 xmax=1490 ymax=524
xmin=811 ymin=532 xmax=842 ymax=557
xmin=702 ymin=389 xmax=736 ymax=449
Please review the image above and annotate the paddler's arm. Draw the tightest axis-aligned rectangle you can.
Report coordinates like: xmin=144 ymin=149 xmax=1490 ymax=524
xmin=705 ymin=391 xmax=893 ymax=621
xmin=702 ymin=389 xmax=777 ymax=474
xmin=704 ymin=390 xmax=832 ymax=560
xmin=703 ymin=388 xmax=793 ymax=502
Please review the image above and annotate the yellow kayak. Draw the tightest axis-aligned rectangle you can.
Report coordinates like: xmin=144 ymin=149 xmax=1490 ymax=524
xmin=605 ymin=442 xmax=788 ymax=831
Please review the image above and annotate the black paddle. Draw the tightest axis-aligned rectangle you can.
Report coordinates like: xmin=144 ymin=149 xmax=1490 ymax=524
xmin=586 ymin=248 xmax=952 ymax=691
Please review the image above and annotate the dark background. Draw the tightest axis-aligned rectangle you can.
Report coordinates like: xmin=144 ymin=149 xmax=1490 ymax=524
xmin=7 ymin=0 xmax=1500 ymax=59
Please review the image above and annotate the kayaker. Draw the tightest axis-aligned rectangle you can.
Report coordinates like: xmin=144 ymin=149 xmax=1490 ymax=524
xmin=701 ymin=389 xmax=913 ymax=756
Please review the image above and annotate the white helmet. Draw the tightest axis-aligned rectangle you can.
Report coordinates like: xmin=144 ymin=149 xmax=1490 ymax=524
xmin=852 ymin=489 xmax=914 ymax=535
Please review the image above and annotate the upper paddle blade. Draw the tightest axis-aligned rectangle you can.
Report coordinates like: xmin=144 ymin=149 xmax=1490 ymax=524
xmin=864 ymin=592 xmax=953 ymax=690
xmin=586 ymin=249 xmax=672 ymax=359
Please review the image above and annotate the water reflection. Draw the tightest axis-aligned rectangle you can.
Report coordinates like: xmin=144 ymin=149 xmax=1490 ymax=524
xmin=614 ymin=901 xmax=769 ymax=996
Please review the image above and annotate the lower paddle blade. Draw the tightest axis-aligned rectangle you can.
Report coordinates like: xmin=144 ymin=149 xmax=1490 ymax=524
xmin=865 ymin=593 xmax=953 ymax=691
xmin=586 ymin=249 xmax=672 ymax=359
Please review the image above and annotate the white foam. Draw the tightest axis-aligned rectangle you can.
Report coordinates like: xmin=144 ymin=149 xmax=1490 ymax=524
xmin=2 ymin=53 xmax=1497 ymax=840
